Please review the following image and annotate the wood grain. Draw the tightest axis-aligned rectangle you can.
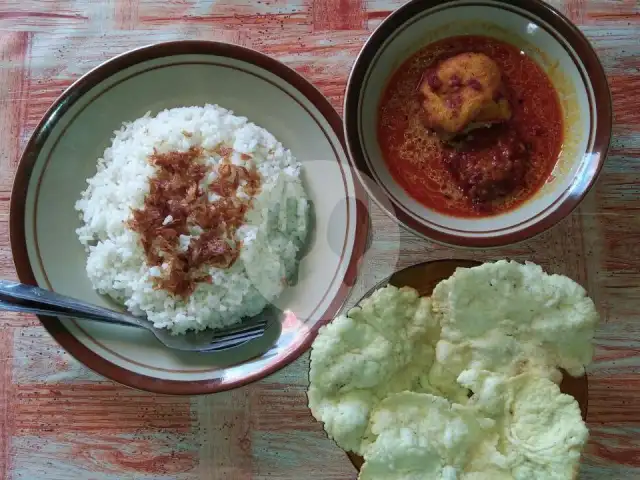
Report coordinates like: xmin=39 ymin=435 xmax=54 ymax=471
xmin=0 ymin=0 xmax=638 ymax=478
xmin=194 ymin=389 xmax=252 ymax=480
xmin=0 ymin=328 xmax=14 ymax=480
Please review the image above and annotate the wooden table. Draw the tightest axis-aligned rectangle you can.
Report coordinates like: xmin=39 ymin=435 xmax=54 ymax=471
xmin=0 ymin=1 xmax=638 ymax=478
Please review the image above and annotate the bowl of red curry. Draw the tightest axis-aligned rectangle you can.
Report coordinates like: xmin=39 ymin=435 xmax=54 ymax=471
xmin=344 ymin=0 xmax=612 ymax=247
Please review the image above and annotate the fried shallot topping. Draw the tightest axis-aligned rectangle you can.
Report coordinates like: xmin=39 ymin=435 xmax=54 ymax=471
xmin=128 ymin=146 xmax=262 ymax=298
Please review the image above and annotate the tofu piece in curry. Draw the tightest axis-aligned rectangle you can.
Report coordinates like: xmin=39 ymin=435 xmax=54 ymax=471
xmin=419 ymin=52 xmax=512 ymax=136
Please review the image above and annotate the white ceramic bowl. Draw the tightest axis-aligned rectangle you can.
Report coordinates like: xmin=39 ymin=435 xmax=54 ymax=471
xmin=10 ymin=41 xmax=368 ymax=394
xmin=344 ymin=0 xmax=612 ymax=247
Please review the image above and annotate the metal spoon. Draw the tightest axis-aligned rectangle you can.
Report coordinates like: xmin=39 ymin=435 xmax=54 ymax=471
xmin=0 ymin=280 xmax=272 ymax=352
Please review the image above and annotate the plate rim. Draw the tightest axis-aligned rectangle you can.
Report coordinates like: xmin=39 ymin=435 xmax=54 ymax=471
xmin=9 ymin=40 xmax=369 ymax=395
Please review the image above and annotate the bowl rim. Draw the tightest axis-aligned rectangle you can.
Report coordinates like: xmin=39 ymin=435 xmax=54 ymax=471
xmin=9 ymin=40 xmax=369 ymax=395
xmin=343 ymin=0 xmax=613 ymax=248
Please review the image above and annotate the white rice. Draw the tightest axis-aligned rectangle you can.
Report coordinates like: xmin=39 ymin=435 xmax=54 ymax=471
xmin=75 ymin=105 xmax=309 ymax=334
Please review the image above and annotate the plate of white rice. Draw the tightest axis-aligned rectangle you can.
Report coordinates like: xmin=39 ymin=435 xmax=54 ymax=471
xmin=76 ymin=104 xmax=310 ymax=335
xmin=10 ymin=41 xmax=368 ymax=394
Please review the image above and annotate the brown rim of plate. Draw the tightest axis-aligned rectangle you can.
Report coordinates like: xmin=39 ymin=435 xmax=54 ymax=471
xmin=9 ymin=40 xmax=370 ymax=395
xmin=343 ymin=0 xmax=612 ymax=248
xmin=341 ymin=258 xmax=590 ymax=472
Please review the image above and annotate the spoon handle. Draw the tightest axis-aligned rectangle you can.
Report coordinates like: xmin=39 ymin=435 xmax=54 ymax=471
xmin=0 ymin=280 xmax=146 ymax=329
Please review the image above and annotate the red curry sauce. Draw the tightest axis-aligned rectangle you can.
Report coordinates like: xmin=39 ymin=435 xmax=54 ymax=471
xmin=378 ymin=35 xmax=563 ymax=217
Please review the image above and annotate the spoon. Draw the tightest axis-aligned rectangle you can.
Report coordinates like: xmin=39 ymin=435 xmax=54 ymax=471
xmin=0 ymin=280 xmax=272 ymax=352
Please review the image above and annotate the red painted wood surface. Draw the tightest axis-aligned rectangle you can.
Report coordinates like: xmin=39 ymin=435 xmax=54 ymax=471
xmin=0 ymin=1 xmax=638 ymax=478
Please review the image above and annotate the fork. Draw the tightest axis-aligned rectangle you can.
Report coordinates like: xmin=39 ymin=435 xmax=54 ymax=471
xmin=0 ymin=280 xmax=272 ymax=352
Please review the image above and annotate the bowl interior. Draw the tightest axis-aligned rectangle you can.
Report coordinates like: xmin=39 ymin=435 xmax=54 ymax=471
xmin=354 ymin=0 xmax=601 ymax=242
xmin=13 ymin=44 xmax=364 ymax=393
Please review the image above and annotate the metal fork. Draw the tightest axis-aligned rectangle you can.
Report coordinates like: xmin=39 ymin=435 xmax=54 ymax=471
xmin=0 ymin=280 xmax=272 ymax=352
